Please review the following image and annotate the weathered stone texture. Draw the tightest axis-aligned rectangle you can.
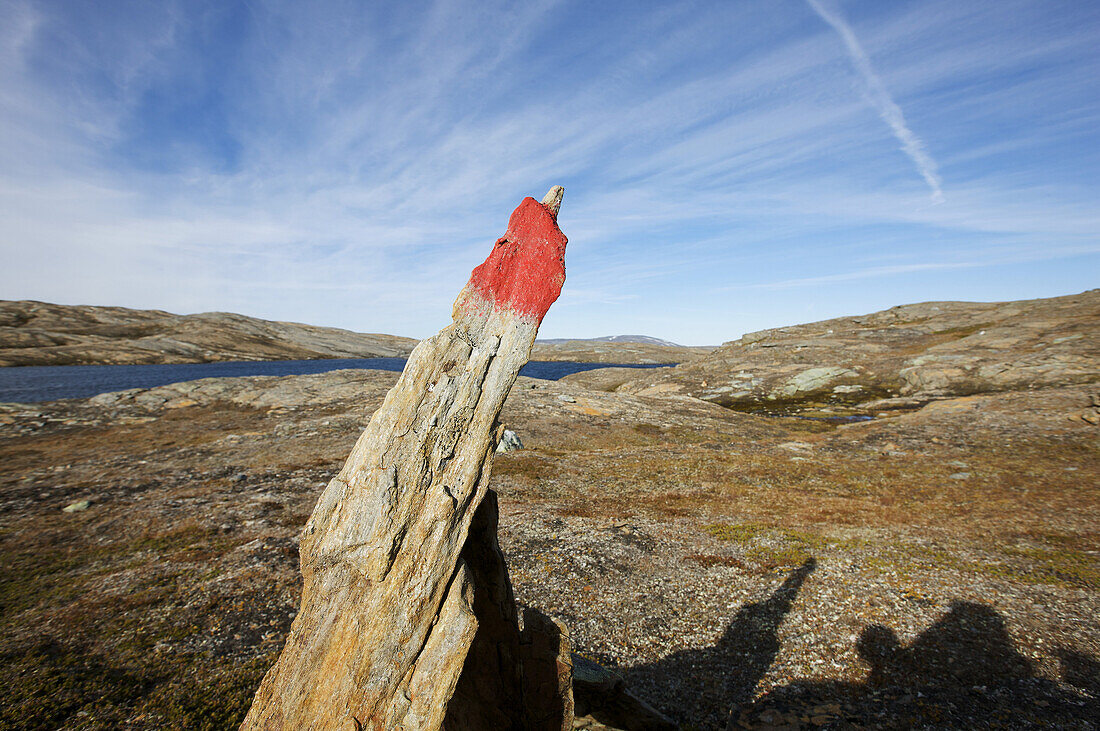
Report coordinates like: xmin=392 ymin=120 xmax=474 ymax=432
xmin=242 ymin=188 xmax=570 ymax=730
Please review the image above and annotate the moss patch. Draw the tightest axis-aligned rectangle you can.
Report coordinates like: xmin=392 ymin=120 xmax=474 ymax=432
xmin=704 ymin=522 xmax=827 ymax=570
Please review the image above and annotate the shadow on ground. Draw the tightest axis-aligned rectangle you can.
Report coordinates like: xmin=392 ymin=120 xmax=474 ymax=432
xmin=623 ymin=558 xmax=1098 ymax=730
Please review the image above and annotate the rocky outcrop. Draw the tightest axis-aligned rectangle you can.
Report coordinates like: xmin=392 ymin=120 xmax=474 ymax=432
xmin=572 ymin=655 xmax=677 ymax=731
xmin=0 ymin=301 xmax=418 ymax=367
xmin=242 ymin=188 xmax=575 ymax=730
xmin=564 ymin=290 xmax=1100 ymax=414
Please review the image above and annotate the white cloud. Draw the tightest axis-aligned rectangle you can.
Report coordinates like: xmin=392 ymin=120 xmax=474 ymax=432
xmin=1 ymin=0 xmax=1097 ymax=343
xmin=806 ymin=0 xmax=945 ymax=202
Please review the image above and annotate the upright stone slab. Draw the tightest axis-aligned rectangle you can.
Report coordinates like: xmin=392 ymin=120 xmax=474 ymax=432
xmin=242 ymin=188 xmax=569 ymax=731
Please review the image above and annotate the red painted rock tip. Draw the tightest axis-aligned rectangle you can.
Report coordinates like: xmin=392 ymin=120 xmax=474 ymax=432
xmin=461 ymin=187 xmax=567 ymax=325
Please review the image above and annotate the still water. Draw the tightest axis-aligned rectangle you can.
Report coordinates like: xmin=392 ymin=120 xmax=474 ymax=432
xmin=0 ymin=358 xmax=673 ymax=404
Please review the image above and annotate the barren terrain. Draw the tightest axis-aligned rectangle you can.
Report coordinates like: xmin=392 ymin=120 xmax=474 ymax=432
xmin=564 ymin=290 xmax=1099 ymax=417
xmin=1 ymin=363 xmax=1097 ymax=729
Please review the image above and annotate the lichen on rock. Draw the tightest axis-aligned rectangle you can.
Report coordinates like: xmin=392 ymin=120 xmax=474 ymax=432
xmin=241 ymin=188 xmax=575 ymax=730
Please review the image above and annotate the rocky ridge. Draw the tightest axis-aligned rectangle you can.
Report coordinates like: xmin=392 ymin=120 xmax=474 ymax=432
xmin=0 ymin=301 xmax=419 ymax=367
xmin=564 ymin=289 xmax=1099 ymax=417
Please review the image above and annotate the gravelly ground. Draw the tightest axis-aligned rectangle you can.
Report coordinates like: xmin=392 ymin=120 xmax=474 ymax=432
xmin=0 ymin=369 xmax=1097 ymax=730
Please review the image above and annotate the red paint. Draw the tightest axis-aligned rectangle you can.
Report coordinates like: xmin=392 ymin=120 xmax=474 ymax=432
xmin=463 ymin=196 xmax=567 ymax=324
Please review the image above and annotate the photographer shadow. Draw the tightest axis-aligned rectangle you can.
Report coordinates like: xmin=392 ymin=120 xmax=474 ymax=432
xmin=620 ymin=558 xmax=817 ymax=730
xmin=614 ymin=558 xmax=1097 ymax=729
xmin=738 ymin=599 xmax=1097 ymax=729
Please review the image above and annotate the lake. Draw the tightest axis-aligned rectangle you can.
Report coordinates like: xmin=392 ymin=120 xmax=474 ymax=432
xmin=0 ymin=358 xmax=674 ymax=404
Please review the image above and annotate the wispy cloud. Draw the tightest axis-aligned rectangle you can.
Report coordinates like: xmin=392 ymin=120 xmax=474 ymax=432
xmin=806 ymin=0 xmax=945 ymax=203
xmin=730 ymin=262 xmax=979 ymax=290
xmin=1 ymin=0 xmax=1097 ymax=344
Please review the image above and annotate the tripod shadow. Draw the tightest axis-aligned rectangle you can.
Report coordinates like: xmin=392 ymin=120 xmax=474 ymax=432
xmin=622 ymin=558 xmax=816 ymax=730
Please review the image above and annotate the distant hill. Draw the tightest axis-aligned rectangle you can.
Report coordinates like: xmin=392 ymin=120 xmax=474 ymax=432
xmin=0 ymin=301 xmax=418 ymax=367
xmin=537 ymin=335 xmax=686 ymax=347
xmin=530 ymin=337 xmax=711 ymax=364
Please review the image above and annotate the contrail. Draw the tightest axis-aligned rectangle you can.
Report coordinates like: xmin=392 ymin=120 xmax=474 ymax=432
xmin=806 ymin=0 xmax=944 ymax=203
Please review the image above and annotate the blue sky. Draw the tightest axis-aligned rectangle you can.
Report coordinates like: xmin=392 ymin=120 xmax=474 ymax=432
xmin=1 ymin=0 xmax=1097 ymax=344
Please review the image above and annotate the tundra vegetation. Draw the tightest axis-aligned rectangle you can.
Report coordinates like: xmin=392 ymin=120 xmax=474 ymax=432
xmin=0 ymin=289 xmax=1097 ymax=729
